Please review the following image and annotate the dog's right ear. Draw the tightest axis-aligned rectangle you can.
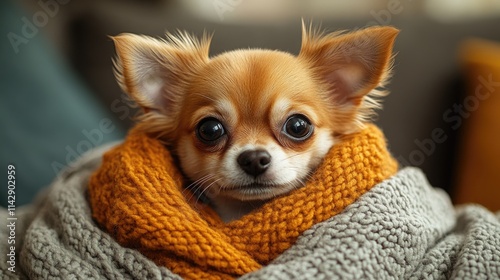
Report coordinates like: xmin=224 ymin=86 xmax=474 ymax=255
xmin=111 ymin=32 xmax=211 ymax=138
xmin=111 ymin=33 xmax=211 ymax=114
xmin=299 ymin=24 xmax=398 ymax=133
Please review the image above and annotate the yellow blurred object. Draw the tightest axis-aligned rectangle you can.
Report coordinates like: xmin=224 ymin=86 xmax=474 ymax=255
xmin=455 ymin=38 xmax=500 ymax=211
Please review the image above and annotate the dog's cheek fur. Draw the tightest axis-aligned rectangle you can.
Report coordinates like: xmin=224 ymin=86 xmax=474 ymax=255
xmin=176 ymin=135 xmax=222 ymax=186
xmin=306 ymin=128 xmax=336 ymax=169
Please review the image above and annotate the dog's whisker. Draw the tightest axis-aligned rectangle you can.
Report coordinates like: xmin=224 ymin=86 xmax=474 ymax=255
xmin=280 ymin=151 xmax=309 ymax=162
xmin=182 ymin=174 xmax=210 ymax=197
xmin=196 ymin=177 xmax=224 ymax=204
xmin=183 ymin=174 xmax=216 ymax=202
xmin=186 ymin=175 xmax=220 ymax=209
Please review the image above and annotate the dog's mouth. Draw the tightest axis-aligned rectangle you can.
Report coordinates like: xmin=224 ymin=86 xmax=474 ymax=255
xmin=222 ymin=182 xmax=298 ymax=201
xmin=235 ymin=183 xmax=273 ymax=189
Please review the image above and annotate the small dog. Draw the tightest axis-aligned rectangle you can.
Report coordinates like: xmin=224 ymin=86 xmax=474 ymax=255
xmin=112 ymin=23 xmax=398 ymax=222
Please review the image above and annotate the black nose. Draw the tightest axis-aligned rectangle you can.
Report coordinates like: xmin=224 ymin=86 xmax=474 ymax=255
xmin=237 ymin=149 xmax=271 ymax=176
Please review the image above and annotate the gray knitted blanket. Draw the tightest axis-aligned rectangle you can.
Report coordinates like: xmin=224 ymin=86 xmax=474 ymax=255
xmin=1 ymin=146 xmax=499 ymax=279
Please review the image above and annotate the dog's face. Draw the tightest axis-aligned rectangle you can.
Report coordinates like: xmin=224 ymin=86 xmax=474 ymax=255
xmin=112 ymin=24 xmax=398 ymax=203
xmin=176 ymin=50 xmax=336 ymax=200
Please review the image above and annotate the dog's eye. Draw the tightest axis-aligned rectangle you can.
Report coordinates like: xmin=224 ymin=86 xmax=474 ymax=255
xmin=283 ymin=114 xmax=313 ymax=141
xmin=196 ymin=118 xmax=226 ymax=144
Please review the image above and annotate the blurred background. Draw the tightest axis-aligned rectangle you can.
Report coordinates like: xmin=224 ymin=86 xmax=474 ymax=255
xmin=1 ymin=0 xmax=499 ymax=210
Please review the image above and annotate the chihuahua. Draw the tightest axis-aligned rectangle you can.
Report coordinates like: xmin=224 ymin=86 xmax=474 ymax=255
xmin=112 ymin=23 xmax=398 ymax=222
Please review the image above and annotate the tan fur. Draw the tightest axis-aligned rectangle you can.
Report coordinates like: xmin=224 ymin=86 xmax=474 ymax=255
xmin=298 ymin=23 xmax=398 ymax=132
xmin=112 ymin=32 xmax=212 ymax=140
xmin=112 ymin=24 xmax=398 ymax=221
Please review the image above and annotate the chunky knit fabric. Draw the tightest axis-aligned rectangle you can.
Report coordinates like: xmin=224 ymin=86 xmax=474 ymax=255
xmin=5 ymin=137 xmax=500 ymax=279
xmin=88 ymin=124 xmax=398 ymax=279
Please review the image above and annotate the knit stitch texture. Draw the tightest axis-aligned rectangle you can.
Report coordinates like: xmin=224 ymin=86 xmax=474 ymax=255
xmin=88 ymin=124 xmax=398 ymax=279
xmin=2 ymin=140 xmax=500 ymax=279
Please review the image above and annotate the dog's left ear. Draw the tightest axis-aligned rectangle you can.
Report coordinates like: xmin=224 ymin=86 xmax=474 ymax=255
xmin=111 ymin=32 xmax=211 ymax=139
xmin=112 ymin=33 xmax=210 ymax=113
xmin=299 ymin=24 xmax=399 ymax=107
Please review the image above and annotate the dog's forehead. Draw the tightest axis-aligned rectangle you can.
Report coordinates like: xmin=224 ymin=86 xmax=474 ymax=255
xmin=183 ymin=49 xmax=328 ymax=134
xmin=203 ymin=50 xmax=315 ymax=114
xmin=212 ymin=51 xmax=310 ymax=89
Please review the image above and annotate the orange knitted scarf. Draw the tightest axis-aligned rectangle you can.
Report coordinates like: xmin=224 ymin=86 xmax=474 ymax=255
xmin=88 ymin=124 xmax=398 ymax=279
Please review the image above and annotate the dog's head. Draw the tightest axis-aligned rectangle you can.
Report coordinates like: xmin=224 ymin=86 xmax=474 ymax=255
xmin=112 ymin=24 xmax=398 ymax=202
